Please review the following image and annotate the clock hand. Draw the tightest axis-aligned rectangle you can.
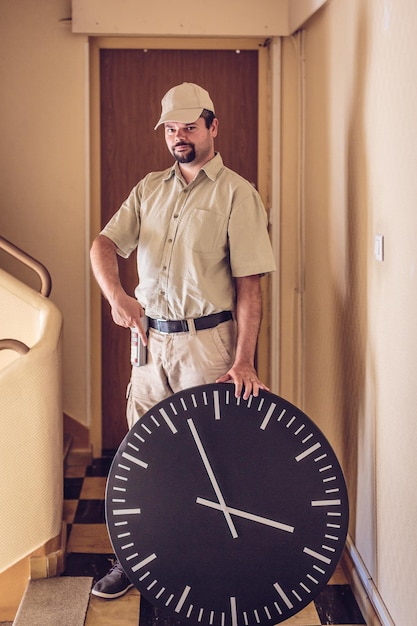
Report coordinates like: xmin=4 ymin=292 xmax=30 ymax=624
xmin=187 ymin=418 xmax=238 ymax=539
xmin=196 ymin=497 xmax=295 ymax=534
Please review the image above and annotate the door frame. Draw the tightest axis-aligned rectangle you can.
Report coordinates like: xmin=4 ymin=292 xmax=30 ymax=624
xmin=88 ymin=36 xmax=281 ymax=455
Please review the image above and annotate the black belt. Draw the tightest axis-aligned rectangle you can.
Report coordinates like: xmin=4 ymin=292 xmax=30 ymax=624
xmin=148 ymin=311 xmax=232 ymax=334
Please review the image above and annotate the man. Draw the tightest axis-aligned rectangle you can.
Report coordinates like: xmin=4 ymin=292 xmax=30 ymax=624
xmin=90 ymin=82 xmax=276 ymax=598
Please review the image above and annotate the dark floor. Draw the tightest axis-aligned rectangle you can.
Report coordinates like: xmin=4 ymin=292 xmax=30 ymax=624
xmin=63 ymin=455 xmax=367 ymax=626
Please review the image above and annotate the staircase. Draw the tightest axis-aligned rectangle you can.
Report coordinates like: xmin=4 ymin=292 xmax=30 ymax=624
xmin=0 ymin=435 xmax=77 ymax=625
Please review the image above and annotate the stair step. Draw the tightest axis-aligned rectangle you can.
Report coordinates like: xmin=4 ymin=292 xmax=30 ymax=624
xmin=13 ymin=577 xmax=93 ymax=626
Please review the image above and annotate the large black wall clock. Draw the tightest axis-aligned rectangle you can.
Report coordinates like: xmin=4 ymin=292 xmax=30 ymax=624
xmin=105 ymin=383 xmax=349 ymax=626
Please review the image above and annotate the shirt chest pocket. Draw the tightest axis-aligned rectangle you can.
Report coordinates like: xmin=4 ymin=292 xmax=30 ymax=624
xmin=181 ymin=208 xmax=227 ymax=253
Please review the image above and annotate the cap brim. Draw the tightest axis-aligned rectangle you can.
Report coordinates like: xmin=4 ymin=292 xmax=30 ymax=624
xmin=154 ymin=107 xmax=204 ymax=130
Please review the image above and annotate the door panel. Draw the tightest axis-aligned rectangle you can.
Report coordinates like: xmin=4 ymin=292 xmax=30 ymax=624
xmin=100 ymin=48 xmax=259 ymax=450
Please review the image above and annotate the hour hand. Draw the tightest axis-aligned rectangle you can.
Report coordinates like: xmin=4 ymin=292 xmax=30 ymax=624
xmin=196 ymin=497 xmax=295 ymax=534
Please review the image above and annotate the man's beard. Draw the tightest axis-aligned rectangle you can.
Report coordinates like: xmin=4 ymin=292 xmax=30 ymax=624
xmin=172 ymin=142 xmax=196 ymax=163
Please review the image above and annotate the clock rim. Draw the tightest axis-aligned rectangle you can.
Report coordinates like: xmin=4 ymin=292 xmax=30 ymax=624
xmin=105 ymin=383 xmax=349 ymax=626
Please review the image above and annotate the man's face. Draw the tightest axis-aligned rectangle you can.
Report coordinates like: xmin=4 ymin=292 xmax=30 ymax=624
xmin=164 ymin=117 xmax=218 ymax=166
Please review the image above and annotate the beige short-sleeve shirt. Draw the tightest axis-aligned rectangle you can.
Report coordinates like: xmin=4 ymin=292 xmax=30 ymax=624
xmin=101 ymin=153 xmax=276 ymax=320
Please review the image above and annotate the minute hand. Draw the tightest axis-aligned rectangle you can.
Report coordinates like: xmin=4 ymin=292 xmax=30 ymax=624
xmin=187 ymin=418 xmax=238 ymax=539
xmin=196 ymin=497 xmax=295 ymax=534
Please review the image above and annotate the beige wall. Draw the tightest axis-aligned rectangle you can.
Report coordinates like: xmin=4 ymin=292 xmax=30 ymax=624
xmin=279 ymin=0 xmax=417 ymax=623
xmin=72 ymin=0 xmax=327 ymax=37
xmin=0 ymin=0 xmax=89 ymax=425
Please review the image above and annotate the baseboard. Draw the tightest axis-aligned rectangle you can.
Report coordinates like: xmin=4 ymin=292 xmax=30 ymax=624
xmin=64 ymin=413 xmax=93 ymax=466
xmin=63 ymin=413 xmax=90 ymax=448
xmin=63 ymin=432 xmax=73 ymax=461
xmin=342 ymin=536 xmax=395 ymax=626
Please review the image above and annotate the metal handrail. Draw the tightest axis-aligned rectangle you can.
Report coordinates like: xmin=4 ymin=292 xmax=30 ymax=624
xmin=0 ymin=339 xmax=30 ymax=355
xmin=0 ymin=235 xmax=51 ymax=297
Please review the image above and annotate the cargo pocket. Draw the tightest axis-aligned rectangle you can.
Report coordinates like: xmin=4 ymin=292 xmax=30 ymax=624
xmin=210 ymin=321 xmax=236 ymax=365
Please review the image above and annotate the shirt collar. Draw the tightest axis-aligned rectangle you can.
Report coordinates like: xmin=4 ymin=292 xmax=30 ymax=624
xmin=163 ymin=153 xmax=224 ymax=182
xmin=201 ymin=153 xmax=224 ymax=181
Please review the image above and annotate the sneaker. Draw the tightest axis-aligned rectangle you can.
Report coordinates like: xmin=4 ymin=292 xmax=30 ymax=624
xmin=92 ymin=559 xmax=134 ymax=599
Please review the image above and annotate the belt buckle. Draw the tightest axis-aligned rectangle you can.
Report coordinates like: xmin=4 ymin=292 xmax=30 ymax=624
xmin=155 ymin=319 xmax=166 ymax=333
xmin=180 ymin=320 xmax=189 ymax=332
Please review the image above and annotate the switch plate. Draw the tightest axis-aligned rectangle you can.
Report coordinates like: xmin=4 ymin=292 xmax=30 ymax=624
xmin=374 ymin=234 xmax=384 ymax=262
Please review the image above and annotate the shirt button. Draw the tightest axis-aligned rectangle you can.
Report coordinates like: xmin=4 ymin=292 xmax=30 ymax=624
xmin=168 ymin=238 xmax=173 ymax=243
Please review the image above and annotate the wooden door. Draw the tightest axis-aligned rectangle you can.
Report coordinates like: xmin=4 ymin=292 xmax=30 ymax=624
xmin=100 ymin=48 xmax=259 ymax=450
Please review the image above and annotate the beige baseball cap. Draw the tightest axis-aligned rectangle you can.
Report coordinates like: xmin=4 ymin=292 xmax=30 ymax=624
xmin=154 ymin=82 xmax=215 ymax=129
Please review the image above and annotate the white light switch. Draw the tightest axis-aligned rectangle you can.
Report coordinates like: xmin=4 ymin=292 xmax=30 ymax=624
xmin=374 ymin=234 xmax=384 ymax=262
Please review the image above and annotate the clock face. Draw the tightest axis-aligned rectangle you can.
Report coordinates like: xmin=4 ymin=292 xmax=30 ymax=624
xmin=106 ymin=383 xmax=349 ymax=626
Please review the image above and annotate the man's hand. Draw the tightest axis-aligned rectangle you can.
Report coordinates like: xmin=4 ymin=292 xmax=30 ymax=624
xmin=216 ymin=365 xmax=269 ymax=400
xmin=216 ymin=274 xmax=268 ymax=399
xmin=90 ymin=234 xmax=147 ymax=346
xmin=109 ymin=292 xmax=148 ymax=347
